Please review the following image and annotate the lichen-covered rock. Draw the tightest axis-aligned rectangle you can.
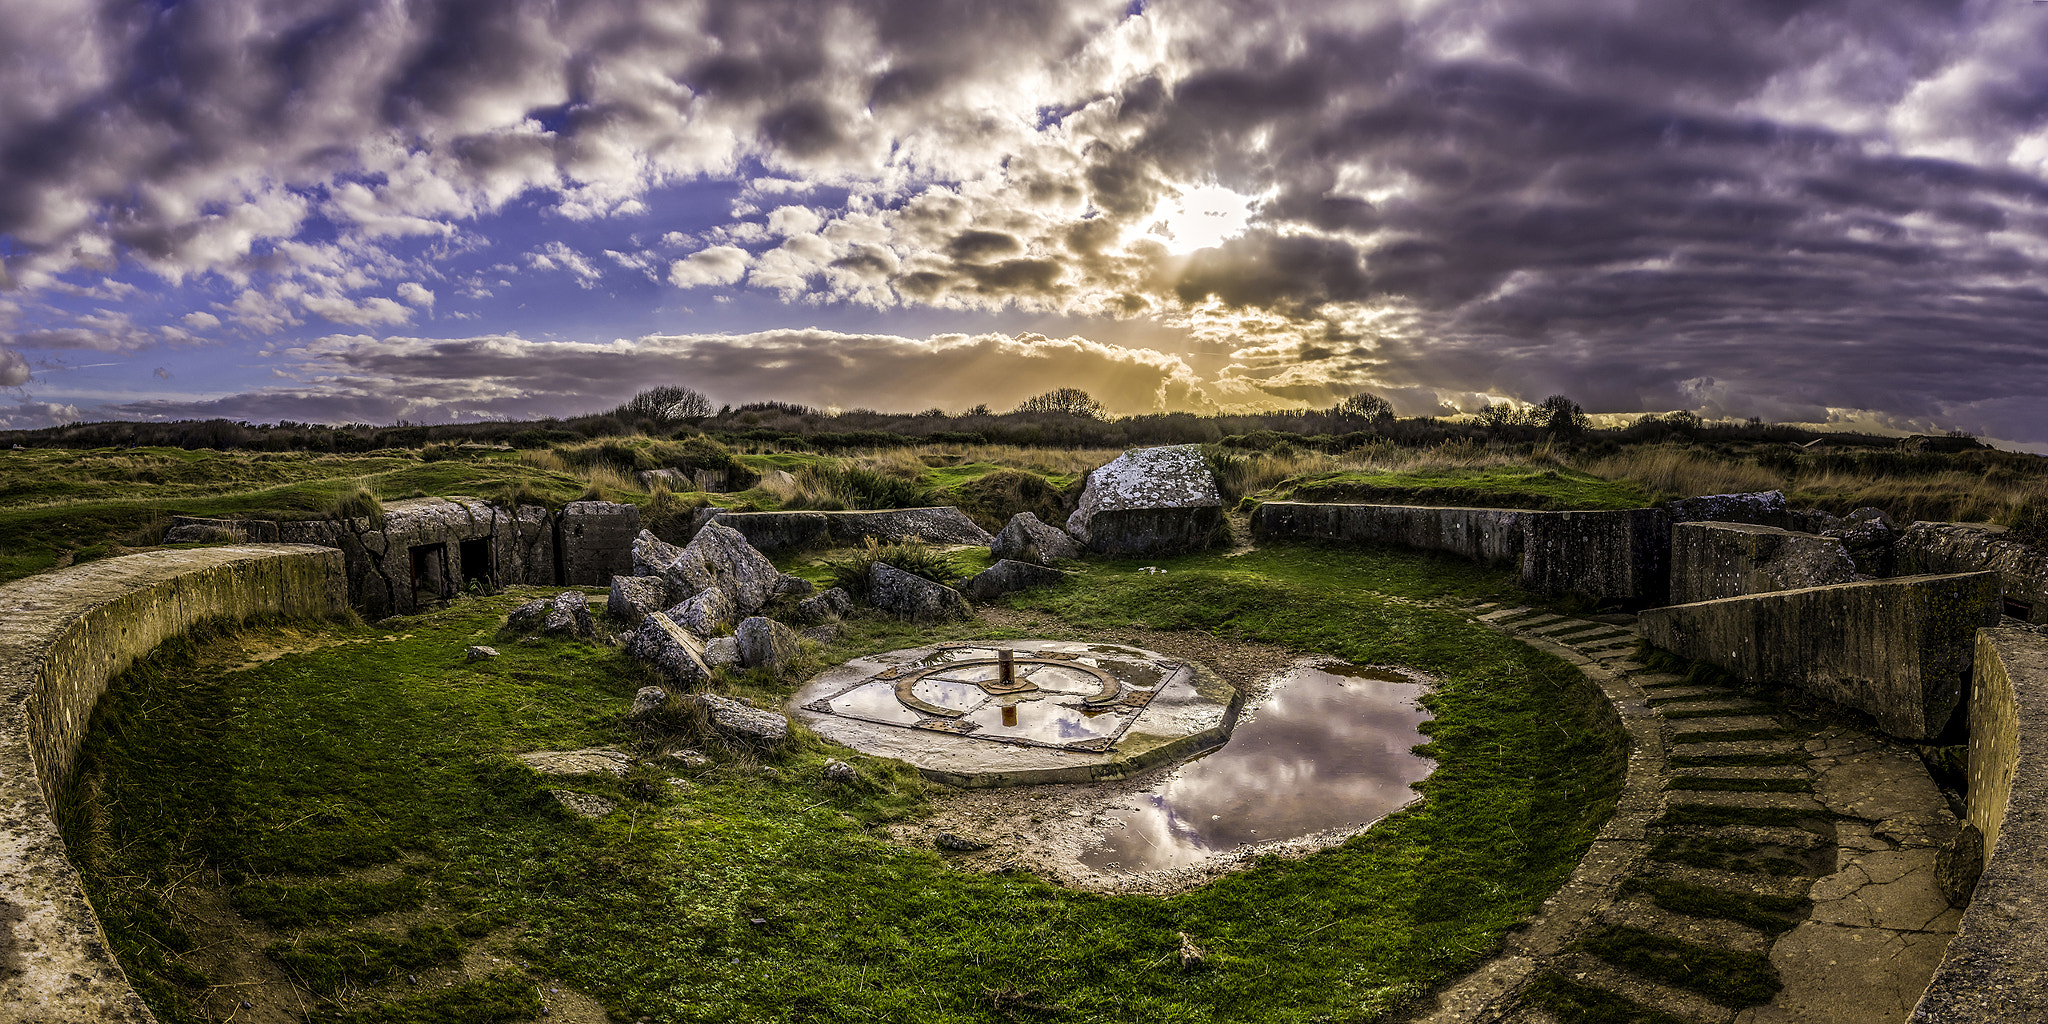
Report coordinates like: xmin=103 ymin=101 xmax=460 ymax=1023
xmin=1666 ymin=490 xmax=1793 ymax=526
xmin=551 ymin=790 xmax=617 ymax=818
xmin=629 ymin=685 xmax=669 ymax=717
xmin=868 ymin=563 xmax=972 ymax=621
xmin=632 ymin=529 xmax=686 ymax=578
xmin=623 ymin=612 xmax=713 ymax=687
xmin=703 ymin=635 xmax=741 ymax=668
xmin=934 ymin=831 xmax=990 ymax=852
xmin=607 ymin=574 xmax=668 ymax=624
xmin=822 ymin=759 xmax=856 ymax=782
xmin=1066 ymin=445 xmax=1224 ymax=555
xmin=520 ymin=747 xmax=634 ymax=777
xmin=735 ymin=616 xmax=803 ymax=671
xmin=960 ymin=559 xmax=1068 ymax=602
xmin=991 ymin=512 xmax=1079 ymax=564
xmin=661 ymin=521 xmax=804 ymax=617
xmin=543 ymin=591 xmax=596 ymax=637
xmin=507 ymin=597 xmax=549 ymax=629
xmin=668 ymin=586 xmax=735 ymax=636
xmin=688 ymin=692 xmax=789 ymax=744
xmin=1898 ymin=521 xmax=2048 ymax=625
xmin=801 ymin=624 xmax=839 ymax=644
xmin=795 ymin=587 xmax=853 ymax=624
xmin=465 ymin=645 xmax=498 ymax=661
xmin=775 ymin=574 xmax=815 ymax=599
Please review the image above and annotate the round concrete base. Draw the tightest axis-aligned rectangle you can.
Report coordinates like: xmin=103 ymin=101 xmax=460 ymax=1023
xmin=789 ymin=640 xmax=1241 ymax=787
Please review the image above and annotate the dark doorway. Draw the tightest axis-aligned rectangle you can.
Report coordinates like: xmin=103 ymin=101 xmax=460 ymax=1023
xmin=459 ymin=537 xmax=492 ymax=590
xmin=409 ymin=542 xmax=450 ymax=602
xmin=2005 ymin=597 xmax=2034 ymax=622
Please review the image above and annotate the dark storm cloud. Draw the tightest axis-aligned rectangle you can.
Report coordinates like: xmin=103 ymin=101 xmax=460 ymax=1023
xmin=5 ymin=0 xmax=2048 ymax=439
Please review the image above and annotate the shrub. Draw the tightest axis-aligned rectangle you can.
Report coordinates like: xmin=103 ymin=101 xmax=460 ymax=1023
xmin=331 ymin=486 xmax=382 ymax=521
xmin=784 ymin=464 xmax=931 ymax=511
xmin=947 ymin=469 xmax=1069 ymax=532
xmin=824 ymin=538 xmax=961 ymax=593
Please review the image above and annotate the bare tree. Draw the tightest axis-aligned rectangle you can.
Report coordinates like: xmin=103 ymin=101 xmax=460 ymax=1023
xmin=1014 ymin=387 xmax=1106 ymax=419
xmin=617 ymin=385 xmax=712 ymax=424
xmin=1538 ymin=394 xmax=1588 ymax=437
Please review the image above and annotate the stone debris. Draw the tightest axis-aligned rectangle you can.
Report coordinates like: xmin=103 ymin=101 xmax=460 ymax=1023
xmin=631 ymin=530 xmax=686 ymax=578
xmin=1666 ymin=489 xmax=1794 ymax=526
xmin=934 ymin=831 xmax=991 ymax=852
xmin=667 ymin=585 xmax=735 ymax=636
xmin=465 ymin=645 xmax=498 ymax=661
xmin=667 ymin=748 xmax=712 ymax=769
xmin=622 ymin=612 xmax=713 ymax=687
xmin=549 ymin=790 xmax=617 ymax=819
xmin=687 ymin=692 xmax=789 ymax=744
xmin=607 ymin=574 xmax=667 ymax=624
xmin=703 ymin=635 xmax=740 ymax=668
xmin=650 ymin=524 xmax=806 ymax=618
xmin=519 ymin=747 xmax=633 ymax=777
xmin=1177 ymin=932 xmax=1206 ymax=969
xmin=795 ymin=587 xmax=853 ymax=624
xmin=628 ymin=686 xmax=669 ymax=717
xmin=868 ymin=563 xmax=972 ymax=621
xmin=822 ymin=759 xmax=857 ymax=782
xmin=1065 ymin=445 xmax=1223 ymax=554
xmin=542 ymin=591 xmax=596 ymax=638
xmin=959 ymin=559 xmax=1067 ymax=602
xmin=507 ymin=597 xmax=549 ymax=629
xmin=990 ymin=511 xmax=1079 ymax=565
xmin=801 ymin=624 xmax=840 ymax=645
xmin=735 ymin=615 xmax=803 ymax=671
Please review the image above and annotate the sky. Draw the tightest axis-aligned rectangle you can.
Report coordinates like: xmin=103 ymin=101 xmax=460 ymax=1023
xmin=2 ymin=0 xmax=2047 ymax=445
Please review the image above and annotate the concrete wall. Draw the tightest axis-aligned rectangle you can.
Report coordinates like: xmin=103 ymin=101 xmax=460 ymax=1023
xmin=1911 ymin=626 xmax=2048 ymax=1021
xmin=558 ymin=501 xmax=640 ymax=585
xmin=699 ymin=507 xmax=995 ymax=553
xmin=1249 ymin=502 xmax=1527 ymax=564
xmin=1519 ymin=508 xmax=1672 ymax=608
xmin=1639 ymin=572 xmax=2001 ymax=741
xmin=0 ymin=545 xmax=347 ymax=1023
xmin=1897 ymin=521 xmax=2048 ymax=625
xmin=1669 ymin=521 xmax=1858 ymax=604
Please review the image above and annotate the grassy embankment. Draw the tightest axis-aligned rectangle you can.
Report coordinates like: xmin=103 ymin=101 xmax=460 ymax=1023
xmin=65 ymin=542 xmax=1623 ymax=1024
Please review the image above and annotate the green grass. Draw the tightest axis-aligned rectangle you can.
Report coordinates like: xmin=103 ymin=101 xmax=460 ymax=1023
xmin=66 ymin=544 xmax=1627 ymax=1024
xmin=1279 ymin=466 xmax=1655 ymax=511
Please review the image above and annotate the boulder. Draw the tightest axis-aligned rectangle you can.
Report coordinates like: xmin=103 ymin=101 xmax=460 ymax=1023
xmin=868 ymin=563 xmax=972 ymax=621
xmin=735 ymin=616 xmax=803 ymax=671
xmin=991 ymin=512 xmax=1079 ymax=564
xmin=960 ymin=559 xmax=1068 ymax=602
xmin=1065 ymin=445 xmax=1224 ymax=555
xmin=822 ymin=759 xmax=857 ymax=783
xmin=632 ymin=529 xmax=686 ymax=578
xmin=668 ymin=586 xmax=735 ymax=636
xmin=934 ymin=831 xmax=990 ymax=852
xmin=703 ymin=636 xmax=741 ymax=669
xmin=801 ymin=624 xmax=840 ymax=644
xmin=637 ymin=468 xmax=694 ymax=491
xmin=795 ymin=587 xmax=853 ymax=624
xmin=519 ymin=747 xmax=634 ymax=777
xmin=607 ymin=574 xmax=668 ymax=624
xmin=550 ymin=790 xmax=617 ymax=819
xmin=629 ymin=686 xmax=669 ymax=717
xmin=623 ymin=612 xmax=713 ymax=687
xmin=543 ymin=591 xmax=596 ymax=638
xmin=1821 ymin=507 xmax=1898 ymax=576
xmin=687 ymin=692 xmax=789 ymax=744
xmin=465 ymin=645 xmax=498 ymax=661
xmin=507 ymin=597 xmax=549 ymax=629
xmin=661 ymin=521 xmax=804 ymax=617
xmin=1666 ymin=490 xmax=1794 ymax=527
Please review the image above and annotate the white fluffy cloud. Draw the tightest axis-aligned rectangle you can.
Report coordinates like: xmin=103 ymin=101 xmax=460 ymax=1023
xmin=667 ymin=246 xmax=751 ymax=288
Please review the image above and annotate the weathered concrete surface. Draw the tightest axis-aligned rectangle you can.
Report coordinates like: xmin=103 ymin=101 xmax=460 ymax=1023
xmin=1666 ymin=490 xmax=1800 ymax=529
xmin=1067 ymin=445 xmax=1224 ymax=555
xmin=868 ymin=563 xmax=972 ymax=621
xmin=1520 ymin=508 xmax=1672 ymax=608
xmin=0 ymin=545 xmax=347 ymax=1024
xmin=1897 ymin=521 xmax=2048 ymax=625
xmin=989 ymin=512 xmax=1080 ymax=565
xmin=1249 ymin=502 xmax=1527 ymax=565
xmin=1910 ymin=626 xmax=2048 ymax=1023
xmin=959 ymin=559 xmax=1068 ymax=603
xmin=557 ymin=500 xmax=640 ymax=585
xmin=1669 ymin=521 xmax=1859 ymax=604
xmin=789 ymin=641 xmax=1239 ymax=787
xmin=703 ymin=507 xmax=993 ymax=552
xmin=1640 ymin=573 xmax=2001 ymax=741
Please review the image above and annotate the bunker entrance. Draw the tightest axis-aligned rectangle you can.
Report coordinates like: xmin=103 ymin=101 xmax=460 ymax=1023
xmin=459 ymin=538 xmax=492 ymax=589
xmin=409 ymin=542 xmax=450 ymax=602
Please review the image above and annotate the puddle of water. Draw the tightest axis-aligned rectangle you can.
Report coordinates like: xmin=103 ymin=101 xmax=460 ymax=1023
xmin=1080 ymin=661 xmax=1434 ymax=873
xmin=963 ymin=696 xmax=1133 ymax=745
xmin=827 ymin=680 xmax=927 ymax=725
xmin=911 ymin=677 xmax=989 ymax=713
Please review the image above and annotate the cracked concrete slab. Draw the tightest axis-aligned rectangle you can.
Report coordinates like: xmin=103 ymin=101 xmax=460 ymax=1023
xmin=1735 ymin=922 xmax=1956 ymax=1024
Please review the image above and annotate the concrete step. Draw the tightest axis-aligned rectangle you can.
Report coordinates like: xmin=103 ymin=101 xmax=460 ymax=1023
xmin=1646 ymin=863 xmax=1816 ymax=901
xmin=1667 ymin=764 xmax=1811 ymax=782
xmin=1632 ymin=672 xmax=1690 ymax=687
xmin=1508 ymin=613 xmax=1566 ymax=630
xmin=1660 ymin=789 xmax=1822 ymax=813
xmin=1665 ymin=714 xmax=1783 ymax=733
xmin=1529 ymin=620 xmax=1607 ymax=638
xmin=1476 ymin=606 xmax=1531 ymax=622
xmin=1548 ymin=951 xmax=1736 ymax=1023
xmin=1668 ymin=739 xmax=1805 ymax=759
xmin=1644 ymin=688 xmax=1745 ymax=704
xmin=1595 ymin=899 xmax=1776 ymax=955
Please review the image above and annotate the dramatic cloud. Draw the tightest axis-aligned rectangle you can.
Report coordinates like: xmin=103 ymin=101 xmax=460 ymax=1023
xmin=2 ymin=0 xmax=2047 ymax=440
xmin=0 ymin=348 xmax=27 ymax=387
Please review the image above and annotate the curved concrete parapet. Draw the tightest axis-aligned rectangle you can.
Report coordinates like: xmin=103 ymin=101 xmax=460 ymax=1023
xmin=0 ymin=545 xmax=346 ymax=1023
xmin=1912 ymin=626 xmax=2048 ymax=1021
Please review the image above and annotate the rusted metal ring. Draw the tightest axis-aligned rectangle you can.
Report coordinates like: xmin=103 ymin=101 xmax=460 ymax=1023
xmin=890 ymin=658 xmax=1121 ymax=718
